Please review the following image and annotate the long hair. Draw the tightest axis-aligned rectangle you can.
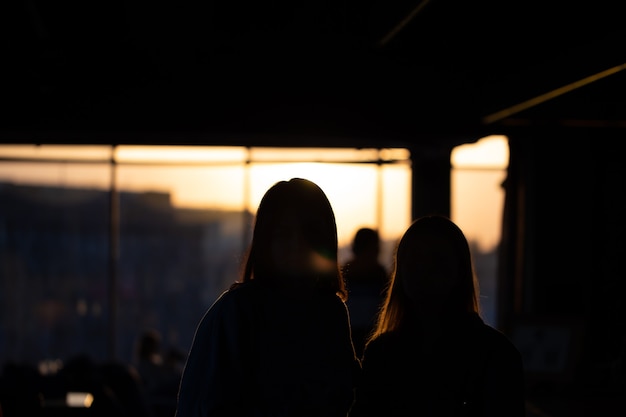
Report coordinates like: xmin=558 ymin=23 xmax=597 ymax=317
xmin=239 ymin=178 xmax=347 ymax=301
xmin=369 ymin=215 xmax=480 ymax=339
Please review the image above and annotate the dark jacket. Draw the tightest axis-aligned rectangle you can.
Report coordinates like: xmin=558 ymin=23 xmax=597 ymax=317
xmin=176 ymin=280 xmax=360 ymax=417
xmin=349 ymin=313 xmax=525 ymax=417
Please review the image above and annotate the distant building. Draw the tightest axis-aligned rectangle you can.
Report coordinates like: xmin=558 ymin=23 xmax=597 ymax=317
xmin=0 ymin=182 xmax=248 ymax=366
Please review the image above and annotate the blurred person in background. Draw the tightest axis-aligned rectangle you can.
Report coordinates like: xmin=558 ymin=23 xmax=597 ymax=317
xmin=342 ymin=227 xmax=389 ymax=359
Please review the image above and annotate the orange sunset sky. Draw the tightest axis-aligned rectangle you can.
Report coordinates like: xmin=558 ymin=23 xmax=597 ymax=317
xmin=0 ymin=135 xmax=507 ymax=252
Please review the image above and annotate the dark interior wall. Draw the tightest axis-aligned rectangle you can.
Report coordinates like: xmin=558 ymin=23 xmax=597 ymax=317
xmin=501 ymin=131 xmax=626 ymax=391
xmin=524 ymin=133 xmax=624 ymax=316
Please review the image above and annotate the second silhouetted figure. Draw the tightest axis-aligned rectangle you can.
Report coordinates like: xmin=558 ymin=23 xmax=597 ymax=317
xmin=349 ymin=215 xmax=525 ymax=417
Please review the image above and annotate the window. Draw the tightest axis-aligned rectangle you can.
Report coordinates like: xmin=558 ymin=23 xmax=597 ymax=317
xmin=0 ymin=145 xmax=411 ymax=365
xmin=451 ymin=135 xmax=509 ymax=327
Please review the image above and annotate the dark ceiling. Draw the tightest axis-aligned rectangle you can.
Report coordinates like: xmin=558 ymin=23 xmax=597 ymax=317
xmin=4 ymin=0 xmax=625 ymax=147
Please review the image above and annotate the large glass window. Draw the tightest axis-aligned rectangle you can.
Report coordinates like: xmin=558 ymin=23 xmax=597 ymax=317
xmin=0 ymin=139 xmax=509 ymax=368
xmin=0 ymin=145 xmax=411 ymax=366
xmin=451 ymin=135 xmax=509 ymax=327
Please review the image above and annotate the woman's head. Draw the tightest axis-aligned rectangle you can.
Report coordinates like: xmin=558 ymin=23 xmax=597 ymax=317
xmin=373 ymin=215 xmax=479 ymax=334
xmin=242 ymin=178 xmax=346 ymax=300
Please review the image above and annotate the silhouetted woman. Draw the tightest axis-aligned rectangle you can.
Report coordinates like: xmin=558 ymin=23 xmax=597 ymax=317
xmin=176 ymin=178 xmax=360 ymax=417
xmin=349 ymin=215 xmax=525 ymax=417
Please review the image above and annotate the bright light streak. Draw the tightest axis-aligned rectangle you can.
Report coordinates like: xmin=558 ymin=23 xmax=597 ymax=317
xmin=451 ymin=135 xmax=508 ymax=252
xmin=0 ymin=140 xmax=505 ymax=253
xmin=115 ymin=146 xmax=247 ymax=164
xmin=67 ymin=392 xmax=94 ymax=408
xmin=451 ymin=135 xmax=509 ymax=169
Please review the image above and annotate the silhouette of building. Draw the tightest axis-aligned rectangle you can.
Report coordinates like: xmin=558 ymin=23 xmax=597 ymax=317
xmin=0 ymin=182 xmax=247 ymax=367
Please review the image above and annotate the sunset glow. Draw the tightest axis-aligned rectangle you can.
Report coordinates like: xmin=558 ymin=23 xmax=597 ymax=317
xmin=0 ymin=137 xmax=507 ymax=251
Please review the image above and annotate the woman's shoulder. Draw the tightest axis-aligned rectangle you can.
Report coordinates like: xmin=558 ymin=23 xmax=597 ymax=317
xmin=204 ymin=282 xmax=264 ymax=314
xmin=363 ymin=331 xmax=407 ymax=356
xmin=217 ymin=280 xmax=345 ymax=310
xmin=469 ymin=317 xmax=522 ymax=359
